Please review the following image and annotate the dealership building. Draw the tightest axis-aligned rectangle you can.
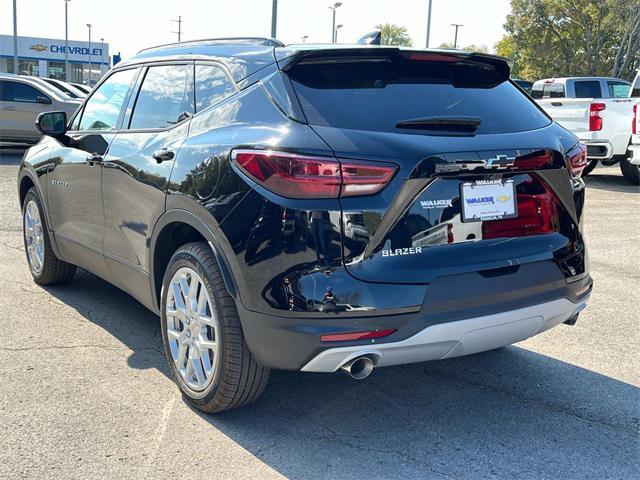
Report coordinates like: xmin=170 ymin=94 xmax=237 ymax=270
xmin=0 ymin=35 xmax=110 ymax=84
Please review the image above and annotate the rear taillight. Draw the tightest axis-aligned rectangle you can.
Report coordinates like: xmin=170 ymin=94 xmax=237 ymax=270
xmin=512 ymin=151 xmax=554 ymax=170
xmin=589 ymin=102 xmax=606 ymax=131
xmin=482 ymin=177 xmax=560 ymax=239
xmin=231 ymin=150 xmax=396 ymax=199
xmin=633 ymin=104 xmax=637 ymax=135
xmin=565 ymin=143 xmax=588 ymax=178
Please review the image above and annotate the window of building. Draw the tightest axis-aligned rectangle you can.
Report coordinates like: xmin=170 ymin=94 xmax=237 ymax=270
xmin=129 ymin=64 xmax=193 ymax=129
xmin=47 ymin=61 xmax=66 ymax=80
xmin=6 ymin=59 xmax=40 ymax=76
xmin=195 ymin=64 xmax=236 ymax=112
xmin=78 ymin=68 xmax=137 ymax=131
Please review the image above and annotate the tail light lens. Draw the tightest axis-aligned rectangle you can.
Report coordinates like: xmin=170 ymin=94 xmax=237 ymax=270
xmin=589 ymin=102 xmax=606 ymax=131
xmin=512 ymin=151 xmax=554 ymax=170
xmin=633 ymin=104 xmax=637 ymax=135
xmin=482 ymin=178 xmax=560 ymax=239
xmin=232 ymin=149 xmax=396 ymax=199
xmin=565 ymin=143 xmax=588 ymax=178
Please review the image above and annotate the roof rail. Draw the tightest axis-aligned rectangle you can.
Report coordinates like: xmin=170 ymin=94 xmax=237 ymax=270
xmin=138 ymin=37 xmax=284 ymax=54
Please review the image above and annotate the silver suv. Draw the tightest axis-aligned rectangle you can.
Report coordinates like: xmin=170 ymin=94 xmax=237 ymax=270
xmin=0 ymin=74 xmax=81 ymax=145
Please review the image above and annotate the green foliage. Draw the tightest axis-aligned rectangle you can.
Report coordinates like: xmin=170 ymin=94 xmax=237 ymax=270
xmin=375 ymin=23 xmax=413 ymax=47
xmin=496 ymin=0 xmax=640 ymax=81
xmin=438 ymin=42 xmax=489 ymax=53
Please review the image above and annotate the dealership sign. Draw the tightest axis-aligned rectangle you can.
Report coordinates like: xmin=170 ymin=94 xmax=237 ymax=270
xmin=1 ymin=35 xmax=109 ymax=63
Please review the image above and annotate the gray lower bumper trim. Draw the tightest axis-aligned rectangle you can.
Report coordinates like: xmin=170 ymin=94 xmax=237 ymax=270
xmin=301 ymin=298 xmax=587 ymax=373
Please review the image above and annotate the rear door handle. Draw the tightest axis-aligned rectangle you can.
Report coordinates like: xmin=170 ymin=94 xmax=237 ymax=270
xmin=152 ymin=148 xmax=175 ymax=163
xmin=86 ymin=153 xmax=103 ymax=164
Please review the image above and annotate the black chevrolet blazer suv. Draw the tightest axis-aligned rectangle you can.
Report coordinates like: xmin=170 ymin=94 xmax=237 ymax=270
xmin=18 ymin=38 xmax=593 ymax=412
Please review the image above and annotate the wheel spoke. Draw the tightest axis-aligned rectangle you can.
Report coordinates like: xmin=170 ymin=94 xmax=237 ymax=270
xmin=192 ymin=348 xmax=206 ymax=385
xmin=197 ymin=336 xmax=216 ymax=352
xmin=171 ymin=281 xmax=187 ymax=314
xmin=167 ymin=328 xmax=181 ymax=341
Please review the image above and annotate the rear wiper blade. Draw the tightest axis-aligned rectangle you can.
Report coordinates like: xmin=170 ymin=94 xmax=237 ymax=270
xmin=395 ymin=116 xmax=482 ymax=131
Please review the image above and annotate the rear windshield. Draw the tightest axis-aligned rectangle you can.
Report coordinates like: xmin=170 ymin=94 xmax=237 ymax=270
xmin=288 ymin=57 xmax=550 ymax=135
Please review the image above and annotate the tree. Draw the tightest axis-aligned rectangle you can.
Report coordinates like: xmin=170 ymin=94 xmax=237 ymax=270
xmin=375 ymin=23 xmax=413 ymax=47
xmin=496 ymin=0 xmax=640 ymax=81
xmin=438 ymin=42 xmax=489 ymax=53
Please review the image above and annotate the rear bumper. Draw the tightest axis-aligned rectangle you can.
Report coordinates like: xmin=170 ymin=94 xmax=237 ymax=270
xmin=302 ymin=297 xmax=588 ymax=372
xmin=629 ymin=143 xmax=640 ymax=165
xmin=581 ymin=140 xmax=613 ymax=160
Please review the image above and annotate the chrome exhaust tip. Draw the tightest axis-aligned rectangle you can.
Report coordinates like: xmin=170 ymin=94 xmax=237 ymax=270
xmin=340 ymin=356 xmax=374 ymax=380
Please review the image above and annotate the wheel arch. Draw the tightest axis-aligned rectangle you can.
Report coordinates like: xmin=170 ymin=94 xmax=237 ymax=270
xmin=149 ymin=209 xmax=239 ymax=312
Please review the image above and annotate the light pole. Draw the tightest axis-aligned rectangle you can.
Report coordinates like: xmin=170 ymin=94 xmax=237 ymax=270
xmin=100 ymin=38 xmax=104 ymax=77
xmin=64 ymin=0 xmax=70 ymax=81
xmin=271 ymin=0 xmax=278 ymax=38
xmin=86 ymin=23 xmax=92 ymax=85
xmin=335 ymin=24 xmax=343 ymax=43
xmin=12 ymin=0 xmax=18 ymax=74
xmin=425 ymin=0 xmax=432 ymax=48
xmin=451 ymin=23 xmax=463 ymax=49
xmin=329 ymin=2 xmax=342 ymax=43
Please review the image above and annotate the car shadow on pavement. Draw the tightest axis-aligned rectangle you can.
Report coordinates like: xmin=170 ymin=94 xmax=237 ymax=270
xmin=43 ymin=270 xmax=639 ymax=479
xmin=585 ymin=171 xmax=639 ymax=193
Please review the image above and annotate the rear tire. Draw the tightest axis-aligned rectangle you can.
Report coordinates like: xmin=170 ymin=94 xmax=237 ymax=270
xmin=620 ymin=157 xmax=640 ymax=185
xmin=22 ymin=188 xmax=76 ymax=285
xmin=160 ymin=242 xmax=270 ymax=413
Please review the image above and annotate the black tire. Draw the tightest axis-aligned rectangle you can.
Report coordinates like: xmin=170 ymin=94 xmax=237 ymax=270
xmin=620 ymin=157 xmax=640 ymax=185
xmin=581 ymin=159 xmax=598 ymax=177
xmin=22 ymin=188 xmax=76 ymax=285
xmin=160 ymin=242 xmax=270 ymax=413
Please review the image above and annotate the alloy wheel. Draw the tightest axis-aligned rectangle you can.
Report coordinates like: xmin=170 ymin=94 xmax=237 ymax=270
xmin=166 ymin=267 xmax=220 ymax=391
xmin=24 ymin=200 xmax=44 ymax=275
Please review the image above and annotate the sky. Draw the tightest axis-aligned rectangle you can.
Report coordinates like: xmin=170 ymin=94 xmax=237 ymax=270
xmin=0 ymin=0 xmax=511 ymax=60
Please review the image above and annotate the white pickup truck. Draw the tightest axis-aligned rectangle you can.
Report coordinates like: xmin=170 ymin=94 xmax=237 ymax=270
xmin=628 ymin=72 xmax=640 ymax=180
xmin=532 ymin=77 xmax=638 ymax=184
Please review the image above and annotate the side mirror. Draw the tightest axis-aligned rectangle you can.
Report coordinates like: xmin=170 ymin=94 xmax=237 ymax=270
xmin=36 ymin=96 xmax=53 ymax=105
xmin=36 ymin=111 xmax=68 ymax=137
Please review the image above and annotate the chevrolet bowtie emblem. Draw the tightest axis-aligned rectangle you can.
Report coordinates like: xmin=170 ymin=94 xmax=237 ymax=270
xmin=30 ymin=44 xmax=48 ymax=52
xmin=485 ymin=154 xmax=516 ymax=169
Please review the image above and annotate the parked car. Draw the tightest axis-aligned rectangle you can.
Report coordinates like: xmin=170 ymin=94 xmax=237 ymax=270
xmin=70 ymin=82 xmax=91 ymax=94
xmin=512 ymin=78 xmax=533 ymax=94
xmin=0 ymin=73 xmax=82 ymax=145
xmin=532 ymin=77 xmax=636 ymax=183
xmin=39 ymin=77 xmax=87 ymax=99
xmin=627 ymin=71 xmax=639 ymax=170
xmin=18 ymin=40 xmax=592 ymax=412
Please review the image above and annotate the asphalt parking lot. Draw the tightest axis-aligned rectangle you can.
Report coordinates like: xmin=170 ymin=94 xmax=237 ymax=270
xmin=0 ymin=148 xmax=638 ymax=480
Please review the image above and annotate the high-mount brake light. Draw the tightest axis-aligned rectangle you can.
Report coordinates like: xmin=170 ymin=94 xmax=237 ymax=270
xmin=633 ymin=104 xmax=637 ymax=135
xmin=589 ymin=102 xmax=606 ymax=131
xmin=405 ymin=53 xmax=459 ymax=63
xmin=565 ymin=143 xmax=588 ymax=178
xmin=231 ymin=150 xmax=396 ymax=199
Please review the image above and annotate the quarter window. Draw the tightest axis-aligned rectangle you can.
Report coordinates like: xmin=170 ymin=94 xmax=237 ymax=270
xmin=78 ymin=68 xmax=137 ymax=131
xmin=0 ymin=80 xmax=47 ymax=103
xmin=129 ymin=65 xmax=194 ymax=129
xmin=607 ymin=81 xmax=630 ymax=98
xmin=195 ymin=64 xmax=235 ymax=112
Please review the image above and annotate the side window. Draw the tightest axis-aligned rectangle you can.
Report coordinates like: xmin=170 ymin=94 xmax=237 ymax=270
xmin=632 ymin=76 xmax=640 ymax=98
xmin=607 ymin=81 xmax=630 ymax=98
xmin=0 ymin=80 xmax=47 ymax=103
xmin=195 ymin=64 xmax=236 ymax=112
xmin=574 ymin=81 xmax=602 ymax=98
xmin=129 ymin=65 xmax=193 ymax=129
xmin=78 ymin=68 xmax=137 ymax=131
